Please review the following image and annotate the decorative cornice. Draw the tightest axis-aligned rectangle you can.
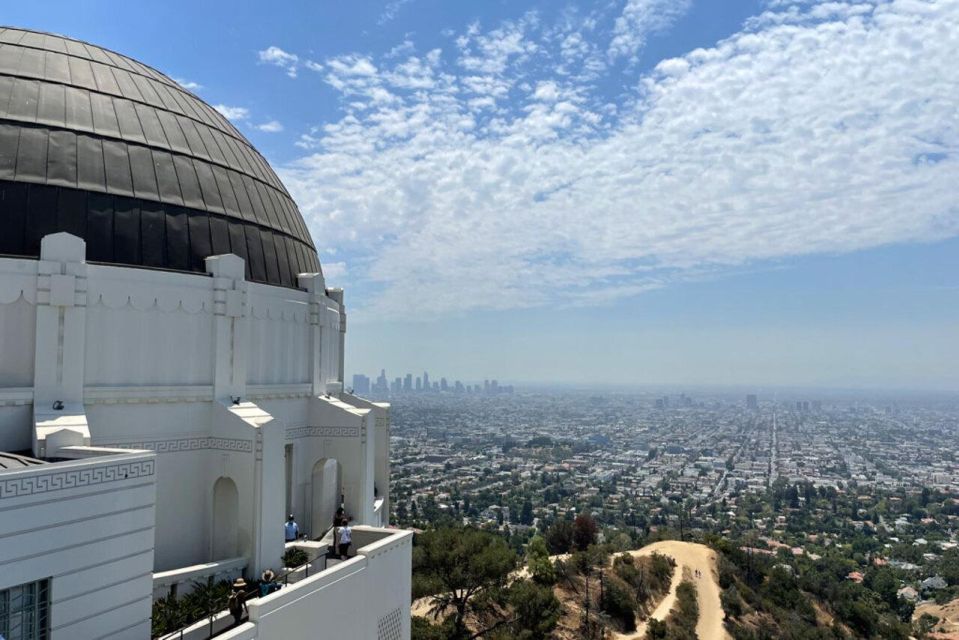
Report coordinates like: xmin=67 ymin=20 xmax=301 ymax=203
xmin=0 ymin=458 xmax=155 ymax=499
xmin=103 ymin=437 xmax=253 ymax=454
xmin=286 ymin=426 xmax=360 ymax=440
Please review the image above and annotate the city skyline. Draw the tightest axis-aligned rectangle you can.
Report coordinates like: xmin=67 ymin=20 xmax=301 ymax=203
xmin=351 ymin=369 xmax=514 ymax=396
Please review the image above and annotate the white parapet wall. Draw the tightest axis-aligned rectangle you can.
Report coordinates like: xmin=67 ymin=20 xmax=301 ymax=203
xmin=247 ymin=527 xmax=412 ymax=640
xmin=0 ymin=450 xmax=157 ymax=639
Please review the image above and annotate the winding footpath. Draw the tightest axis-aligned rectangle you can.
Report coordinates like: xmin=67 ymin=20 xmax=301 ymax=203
xmin=614 ymin=541 xmax=731 ymax=640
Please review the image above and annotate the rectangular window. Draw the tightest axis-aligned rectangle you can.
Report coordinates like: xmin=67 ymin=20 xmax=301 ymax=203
xmin=0 ymin=578 xmax=50 ymax=640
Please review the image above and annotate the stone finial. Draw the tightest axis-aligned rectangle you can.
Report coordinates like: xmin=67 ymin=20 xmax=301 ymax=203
xmin=204 ymin=254 xmax=246 ymax=280
xmin=40 ymin=232 xmax=86 ymax=263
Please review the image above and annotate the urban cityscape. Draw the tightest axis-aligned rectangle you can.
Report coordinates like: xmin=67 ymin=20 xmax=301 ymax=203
xmin=390 ymin=387 xmax=959 ymax=638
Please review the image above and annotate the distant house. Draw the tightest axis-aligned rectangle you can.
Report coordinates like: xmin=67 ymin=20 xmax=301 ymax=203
xmin=846 ymin=571 xmax=865 ymax=583
xmin=897 ymin=586 xmax=919 ymax=602
xmin=921 ymin=576 xmax=948 ymax=592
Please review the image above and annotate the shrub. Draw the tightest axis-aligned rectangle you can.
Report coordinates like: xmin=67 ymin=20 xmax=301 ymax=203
xmin=282 ymin=547 xmax=309 ymax=568
xmin=601 ymin=577 xmax=637 ymax=632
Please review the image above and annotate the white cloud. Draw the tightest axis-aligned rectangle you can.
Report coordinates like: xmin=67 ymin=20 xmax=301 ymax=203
xmin=173 ymin=77 xmax=202 ymax=91
xmin=282 ymin=0 xmax=959 ymax=320
xmin=256 ymin=120 xmax=284 ymax=133
xmin=379 ymin=0 xmax=414 ymax=25
xmin=322 ymin=261 xmax=348 ymax=282
xmin=258 ymin=45 xmax=300 ymax=78
xmin=213 ymin=104 xmax=250 ymax=121
xmin=608 ymin=0 xmax=692 ymax=62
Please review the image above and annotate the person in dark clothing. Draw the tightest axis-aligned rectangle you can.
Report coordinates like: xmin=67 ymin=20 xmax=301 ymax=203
xmin=228 ymin=578 xmax=248 ymax=627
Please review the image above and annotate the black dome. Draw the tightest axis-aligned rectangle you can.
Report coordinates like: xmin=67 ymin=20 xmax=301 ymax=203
xmin=0 ymin=26 xmax=320 ymax=287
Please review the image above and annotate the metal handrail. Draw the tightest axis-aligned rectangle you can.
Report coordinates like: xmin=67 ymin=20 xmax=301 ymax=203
xmin=159 ymin=529 xmax=339 ymax=640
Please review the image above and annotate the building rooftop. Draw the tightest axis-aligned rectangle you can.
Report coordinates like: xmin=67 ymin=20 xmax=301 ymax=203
xmin=0 ymin=450 xmax=46 ymax=469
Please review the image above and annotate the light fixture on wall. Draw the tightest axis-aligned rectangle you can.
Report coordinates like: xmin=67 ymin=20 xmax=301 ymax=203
xmin=231 ymin=396 xmax=241 ymax=406
xmin=52 ymin=400 xmax=64 ymax=411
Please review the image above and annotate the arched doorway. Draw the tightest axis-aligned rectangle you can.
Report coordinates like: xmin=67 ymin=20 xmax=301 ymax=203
xmin=212 ymin=477 xmax=239 ymax=560
xmin=311 ymin=459 xmax=339 ymax=537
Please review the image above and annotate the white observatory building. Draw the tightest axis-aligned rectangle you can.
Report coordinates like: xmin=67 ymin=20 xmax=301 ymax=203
xmin=0 ymin=26 xmax=411 ymax=640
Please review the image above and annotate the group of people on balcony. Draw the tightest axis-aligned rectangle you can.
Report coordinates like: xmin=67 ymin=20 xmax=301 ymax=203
xmin=283 ymin=510 xmax=353 ymax=559
xmin=222 ymin=510 xmax=356 ymax=630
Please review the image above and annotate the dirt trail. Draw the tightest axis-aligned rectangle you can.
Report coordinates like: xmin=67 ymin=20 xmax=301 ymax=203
xmin=412 ymin=540 xmax=730 ymax=640
xmin=613 ymin=540 xmax=731 ymax=640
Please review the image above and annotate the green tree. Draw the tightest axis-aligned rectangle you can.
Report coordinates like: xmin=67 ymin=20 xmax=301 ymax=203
xmin=506 ymin=579 xmax=562 ymax=640
xmin=413 ymin=527 xmax=517 ymax=639
xmin=545 ymin=519 xmax=574 ymax=554
xmin=526 ymin=536 xmax=556 ymax=586
xmin=573 ymin=514 xmax=598 ymax=551
xmin=521 ymin=498 xmax=534 ymax=525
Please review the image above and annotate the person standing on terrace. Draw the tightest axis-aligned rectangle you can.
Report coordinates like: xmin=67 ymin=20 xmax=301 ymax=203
xmin=285 ymin=514 xmax=299 ymax=542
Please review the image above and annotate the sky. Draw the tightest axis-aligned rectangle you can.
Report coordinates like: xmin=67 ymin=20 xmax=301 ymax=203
xmin=8 ymin=0 xmax=959 ymax=390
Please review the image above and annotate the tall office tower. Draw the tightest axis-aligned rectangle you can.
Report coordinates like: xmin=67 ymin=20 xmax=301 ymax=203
xmin=491 ymin=380 xmax=499 ymax=394
xmin=440 ymin=378 xmax=448 ymax=392
xmin=352 ymin=374 xmax=371 ymax=395
xmin=812 ymin=400 xmax=822 ymax=412
xmin=375 ymin=369 xmax=389 ymax=393
xmin=455 ymin=381 xmax=464 ymax=393
xmin=423 ymin=371 xmax=430 ymax=391
xmin=484 ymin=380 xmax=490 ymax=394
xmin=415 ymin=377 xmax=422 ymax=391
xmin=746 ymin=394 xmax=758 ymax=409
xmin=404 ymin=373 xmax=413 ymax=392
xmin=655 ymin=398 xmax=665 ymax=410
xmin=0 ymin=27 xmax=409 ymax=640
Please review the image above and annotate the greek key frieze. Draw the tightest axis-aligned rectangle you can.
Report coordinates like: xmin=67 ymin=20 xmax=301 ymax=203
xmin=0 ymin=459 xmax=155 ymax=499
xmin=286 ymin=426 xmax=360 ymax=439
xmin=105 ymin=437 xmax=253 ymax=454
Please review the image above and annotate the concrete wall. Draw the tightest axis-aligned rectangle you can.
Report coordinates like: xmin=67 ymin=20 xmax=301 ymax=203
xmin=248 ymin=527 xmax=412 ymax=640
xmin=0 ymin=451 xmax=157 ymax=640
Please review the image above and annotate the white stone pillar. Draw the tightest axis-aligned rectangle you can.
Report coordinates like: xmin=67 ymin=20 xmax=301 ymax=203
xmin=205 ymin=255 xmax=247 ymax=403
xmin=32 ymin=233 xmax=91 ymax=457
xmin=298 ymin=273 xmax=326 ymax=397
xmin=326 ymin=288 xmax=346 ymax=385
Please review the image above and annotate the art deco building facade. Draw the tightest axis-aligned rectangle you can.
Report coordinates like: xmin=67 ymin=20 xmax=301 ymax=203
xmin=0 ymin=27 xmax=410 ymax=640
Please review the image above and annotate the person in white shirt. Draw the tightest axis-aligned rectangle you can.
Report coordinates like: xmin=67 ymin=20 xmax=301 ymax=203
xmin=338 ymin=524 xmax=352 ymax=558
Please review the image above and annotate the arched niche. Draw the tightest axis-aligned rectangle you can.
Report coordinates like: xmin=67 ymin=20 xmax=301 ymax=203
xmin=212 ymin=476 xmax=239 ymax=560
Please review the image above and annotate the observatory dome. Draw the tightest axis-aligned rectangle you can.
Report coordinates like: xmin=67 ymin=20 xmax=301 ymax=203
xmin=0 ymin=26 xmax=319 ymax=287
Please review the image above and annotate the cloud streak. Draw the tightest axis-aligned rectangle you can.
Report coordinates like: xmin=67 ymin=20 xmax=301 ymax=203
xmin=278 ymin=0 xmax=959 ymax=320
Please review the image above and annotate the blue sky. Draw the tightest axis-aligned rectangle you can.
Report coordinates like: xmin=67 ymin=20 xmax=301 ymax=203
xmin=8 ymin=0 xmax=958 ymax=390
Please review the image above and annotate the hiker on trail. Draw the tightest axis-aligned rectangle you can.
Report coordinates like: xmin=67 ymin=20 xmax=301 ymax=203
xmin=228 ymin=579 xmax=248 ymax=627
xmin=284 ymin=514 xmax=299 ymax=541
